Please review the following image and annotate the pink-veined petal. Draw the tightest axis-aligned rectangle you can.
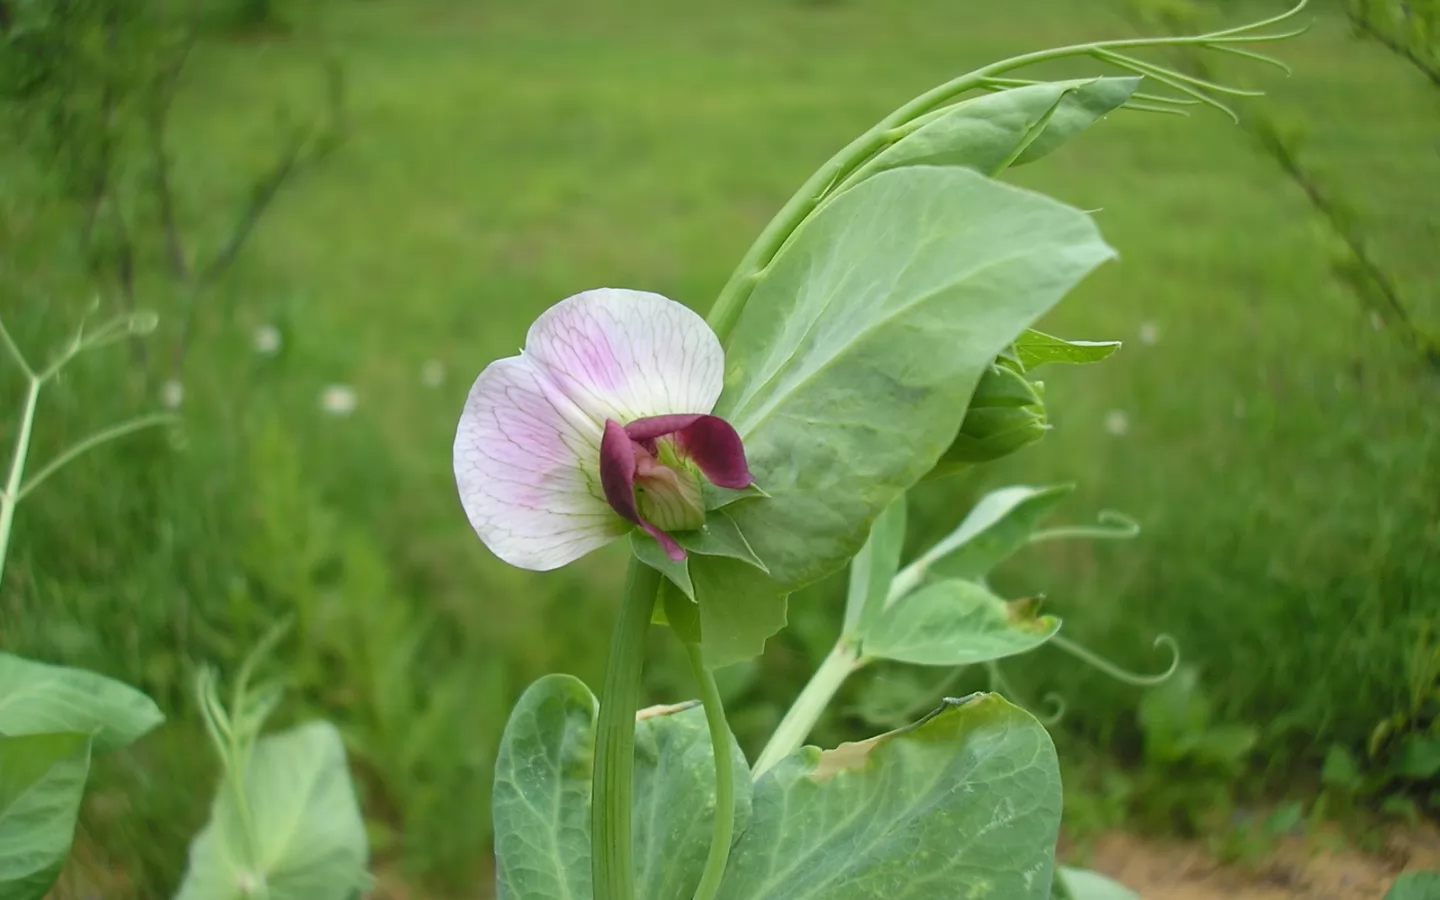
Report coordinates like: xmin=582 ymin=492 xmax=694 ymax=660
xmin=454 ymin=356 xmax=628 ymax=570
xmin=523 ymin=289 xmax=724 ymax=424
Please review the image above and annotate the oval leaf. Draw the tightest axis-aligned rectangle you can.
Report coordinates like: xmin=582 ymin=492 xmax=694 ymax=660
xmin=843 ymin=77 xmax=1140 ymax=186
xmin=1014 ymin=330 xmax=1122 ymax=370
xmin=491 ymin=675 xmax=752 ymax=900
xmin=689 ymin=558 xmax=788 ymax=670
xmin=0 ymin=653 xmax=164 ymax=754
xmin=175 ymin=721 xmax=368 ymax=900
xmin=0 ymin=732 xmax=91 ymax=900
xmin=717 ymin=693 xmax=1061 ymax=899
xmin=921 ymin=484 xmax=1075 ymax=583
xmin=863 ymin=579 xmax=1060 ymax=666
xmin=718 ymin=166 xmax=1114 ymax=594
xmin=843 ymin=494 xmax=907 ymax=639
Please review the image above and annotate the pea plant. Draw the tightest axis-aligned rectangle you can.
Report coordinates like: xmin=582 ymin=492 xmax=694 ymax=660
xmin=453 ymin=5 xmax=1310 ymax=900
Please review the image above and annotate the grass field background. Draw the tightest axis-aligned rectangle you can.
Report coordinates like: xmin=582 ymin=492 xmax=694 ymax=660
xmin=2 ymin=0 xmax=1437 ymax=894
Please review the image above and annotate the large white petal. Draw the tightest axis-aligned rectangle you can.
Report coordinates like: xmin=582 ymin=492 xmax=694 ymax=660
xmin=523 ymin=288 xmax=724 ymax=425
xmin=454 ymin=355 xmax=628 ymax=570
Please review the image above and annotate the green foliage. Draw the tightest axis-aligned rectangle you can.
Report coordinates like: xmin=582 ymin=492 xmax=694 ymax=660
xmin=1131 ymin=666 xmax=1258 ymax=833
xmin=1052 ymin=866 xmax=1140 ymax=900
xmin=491 ymin=675 xmax=751 ymax=900
xmin=1386 ymin=870 xmax=1440 ymax=900
xmin=0 ymin=732 xmax=91 ymax=900
xmin=176 ymin=721 xmax=368 ymax=900
xmin=840 ymin=77 xmax=1140 ymax=187
xmin=716 ymin=164 xmax=1113 ymax=593
xmin=718 ymin=694 xmax=1060 ymax=900
xmin=0 ymin=653 xmax=163 ymax=752
xmin=862 ymin=580 xmax=1060 ymax=666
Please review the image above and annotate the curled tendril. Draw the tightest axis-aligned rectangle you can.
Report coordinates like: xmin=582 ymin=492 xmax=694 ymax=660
xmin=971 ymin=0 xmax=1310 ymax=123
xmin=1029 ymin=509 xmax=1141 ymax=545
xmin=1050 ymin=633 xmax=1181 ymax=687
xmin=984 ymin=661 xmax=1068 ymax=726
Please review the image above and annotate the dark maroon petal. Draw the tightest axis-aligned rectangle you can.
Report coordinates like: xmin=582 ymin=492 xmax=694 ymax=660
xmin=624 ymin=413 xmax=703 ymax=443
xmin=675 ymin=415 xmax=753 ymax=489
xmin=600 ymin=419 xmax=641 ymax=524
xmin=601 ymin=418 xmax=689 ymax=562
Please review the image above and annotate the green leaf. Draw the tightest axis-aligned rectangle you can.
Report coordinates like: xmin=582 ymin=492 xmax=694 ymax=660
xmin=718 ymin=166 xmax=1113 ymax=593
xmin=716 ymin=693 xmax=1061 ymax=900
xmin=843 ymin=494 xmax=907 ymax=639
xmin=1396 ymin=734 xmax=1440 ymax=780
xmin=1053 ymin=867 xmax=1140 ymax=900
xmin=490 ymin=675 xmax=752 ymax=900
xmin=1386 ymin=871 xmax=1440 ymax=900
xmin=843 ymin=77 xmax=1140 ymax=187
xmin=862 ymin=579 xmax=1060 ymax=666
xmin=0 ymin=653 xmax=164 ymax=754
xmin=1014 ymin=330 xmax=1122 ymax=370
xmin=691 ymin=558 xmax=788 ymax=669
xmin=492 ymin=675 xmax=595 ymax=900
xmin=674 ymin=511 xmax=769 ymax=574
xmin=924 ymin=484 xmax=1074 ymax=582
xmin=632 ymin=532 xmax=695 ymax=602
xmin=175 ymin=721 xmax=368 ymax=900
xmin=0 ymin=733 xmax=91 ymax=900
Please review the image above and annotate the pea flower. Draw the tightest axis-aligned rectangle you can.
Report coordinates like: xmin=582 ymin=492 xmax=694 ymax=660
xmin=454 ymin=289 xmax=754 ymax=571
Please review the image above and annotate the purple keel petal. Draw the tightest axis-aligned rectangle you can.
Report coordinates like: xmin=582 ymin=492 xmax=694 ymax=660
xmin=600 ymin=418 xmax=687 ymax=562
xmin=624 ymin=413 xmax=754 ymax=491
xmin=675 ymin=415 xmax=753 ymax=489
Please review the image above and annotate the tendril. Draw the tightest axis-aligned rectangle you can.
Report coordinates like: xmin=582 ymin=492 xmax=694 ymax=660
xmin=1049 ymin=633 xmax=1181 ymax=687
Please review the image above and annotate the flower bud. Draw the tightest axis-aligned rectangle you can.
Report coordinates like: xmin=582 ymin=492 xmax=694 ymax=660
xmin=929 ymin=362 xmax=1048 ymax=478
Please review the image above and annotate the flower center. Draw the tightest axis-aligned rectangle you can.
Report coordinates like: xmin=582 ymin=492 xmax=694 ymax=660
xmin=598 ymin=413 xmax=753 ymax=561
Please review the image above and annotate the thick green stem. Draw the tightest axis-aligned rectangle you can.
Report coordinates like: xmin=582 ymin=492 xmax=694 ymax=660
xmin=685 ymin=642 xmax=736 ymax=900
xmin=0 ymin=377 xmax=41 ymax=588
xmin=592 ymin=559 xmax=661 ymax=900
xmin=752 ymin=639 xmax=862 ymax=778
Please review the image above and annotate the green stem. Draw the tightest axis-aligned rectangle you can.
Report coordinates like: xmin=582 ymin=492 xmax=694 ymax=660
xmin=0 ymin=377 xmax=41 ymax=588
xmin=592 ymin=558 xmax=661 ymax=900
xmin=752 ymin=639 xmax=862 ymax=778
xmin=17 ymin=412 xmax=176 ymax=501
xmin=685 ymin=642 xmax=735 ymax=900
xmin=704 ymin=2 xmax=1308 ymax=340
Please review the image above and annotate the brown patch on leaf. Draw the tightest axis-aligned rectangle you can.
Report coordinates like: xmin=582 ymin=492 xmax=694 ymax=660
xmin=810 ymin=735 xmax=885 ymax=781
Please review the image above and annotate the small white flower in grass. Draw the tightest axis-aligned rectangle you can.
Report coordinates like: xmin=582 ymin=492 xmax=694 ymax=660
xmin=453 ymin=288 xmax=755 ymax=571
xmin=1370 ymin=310 xmax=1385 ymax=331
xmin=253 ymin=324 xmax=282 ymax=356
xmin=161 ymin=379 xmax=184 ymax=410
xmin=1138 ymin=321 xmax=1160 ymax=345
xmin=320 ymin=384 xmax=358 ymax=416
xmin=1103 ymin=409 xmax=1130 ymax=437
xmin=421 ymin=359 xmax=445 ymax=388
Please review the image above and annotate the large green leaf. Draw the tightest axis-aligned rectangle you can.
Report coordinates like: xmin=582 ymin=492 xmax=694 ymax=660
xmin=0 ymin=653 xmax=163 ymax=754
xmin=0 ymin=732 xmax=91 ymax=900
xmin=1052 ymin=867 xmax=1140 ymax=900
xmin=924 ymin=485 xmax=1074 ymax=582
xmin=716 ymin=693 xmax=1061 ymax=899
xmin=862 ymin=579 xmax=1060 ymax=666
xmin=717 ymin=166 xmax=1113 ymax=596
xmin=175 ymin=721 xmax=368 ymax=900
xmin=842 ymin=78 xmax=1140 ymax=187
xmin=1386 ymin=871 xmax=1440 ymax=900
xmin=843 ymin=494 xmax=907 ymax=640
xmin=491 ymin=675 xmax=752 ymax=900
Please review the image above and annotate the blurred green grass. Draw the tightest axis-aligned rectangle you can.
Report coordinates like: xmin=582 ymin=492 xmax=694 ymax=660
xmin=2 ymin=0 xmax=1438 ymax=894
